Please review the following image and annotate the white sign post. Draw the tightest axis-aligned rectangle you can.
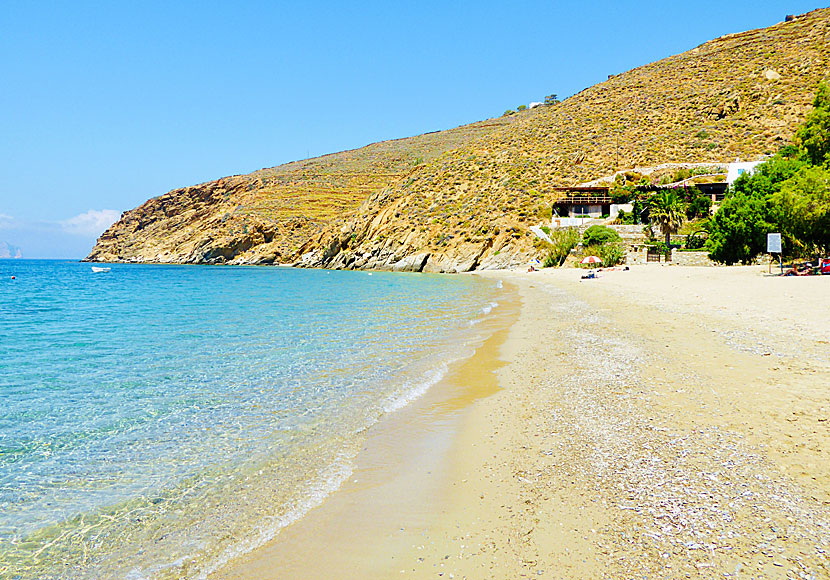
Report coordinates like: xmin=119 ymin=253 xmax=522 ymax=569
xmin=767 ymin=233 xmax=782 ymax=274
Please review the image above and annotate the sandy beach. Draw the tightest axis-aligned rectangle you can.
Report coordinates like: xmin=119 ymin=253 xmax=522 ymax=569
xmin=214 ymin=265 xmax=829 ymax=579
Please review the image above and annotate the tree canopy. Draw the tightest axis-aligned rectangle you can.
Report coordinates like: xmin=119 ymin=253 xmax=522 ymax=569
xmin=706 ymin=82 xmax=830 ymax=263
xmin=707 ymin=190 xmax=776 ymax=264
xmin=796 ymin=82 xmax=830 ymax=165
xmin=773 ymin=165 xmax=830 ymax=256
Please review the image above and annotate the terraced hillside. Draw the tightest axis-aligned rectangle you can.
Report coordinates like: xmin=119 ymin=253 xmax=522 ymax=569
xmin=89 ymin=8 xmax=830 ymax=270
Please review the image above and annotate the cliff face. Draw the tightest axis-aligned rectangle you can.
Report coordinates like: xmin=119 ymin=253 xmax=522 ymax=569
xmin=88 ymin=9 xmax=830 ymax=271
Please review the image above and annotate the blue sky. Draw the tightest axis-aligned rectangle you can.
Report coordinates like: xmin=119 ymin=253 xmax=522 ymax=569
xmin=0 ymin=0 xmax=821 ymax=257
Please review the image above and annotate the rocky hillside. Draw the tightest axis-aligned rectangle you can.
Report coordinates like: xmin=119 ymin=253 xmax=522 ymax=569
xmin=88 ymin=9 xmax=830 ymax=271
xmin=85 ymin=117 xmax=524 ymax=264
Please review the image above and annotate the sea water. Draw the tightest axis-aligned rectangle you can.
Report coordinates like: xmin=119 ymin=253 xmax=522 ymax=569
xmin=0 ymin=260 xmax=504 ymax=579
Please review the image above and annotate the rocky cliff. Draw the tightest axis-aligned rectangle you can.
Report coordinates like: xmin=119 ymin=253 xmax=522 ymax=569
xmin=88 ymin=9 xmax=830 ymax=271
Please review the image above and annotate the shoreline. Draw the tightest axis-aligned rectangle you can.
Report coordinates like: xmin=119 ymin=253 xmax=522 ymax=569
xmin=210 ymin=279 xmax=522 ymax=579
xmin=212 ymin=265 xmax=829 ymax=579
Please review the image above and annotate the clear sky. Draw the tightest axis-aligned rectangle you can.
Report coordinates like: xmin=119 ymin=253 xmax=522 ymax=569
xmin=0 ymin=0 xmax=821 ymax=258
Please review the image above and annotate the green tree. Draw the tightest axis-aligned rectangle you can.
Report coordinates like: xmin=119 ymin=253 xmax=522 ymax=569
xmin=683 ymin=186 xmax=712 ymax=219
xmin=706 ymin=191 xmax=775 ymax=264
xmin=753 ymin=155 xmax=809 ymax=189
xmin=706 ymin=156 xmax=808 ymax=264
xmin=649 ymin=190 xmax=687 ymax=246
xmin=795 ymin=81 xmax=830 ymax=165
xmin=544 ymin=94 xmax=559 ymax=105
xmin=772 ymin=165 xmax=830 ymax=256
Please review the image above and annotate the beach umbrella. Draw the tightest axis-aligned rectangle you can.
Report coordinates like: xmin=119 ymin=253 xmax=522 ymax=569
xmin=580 ymin=255 xmax=602 ymax=265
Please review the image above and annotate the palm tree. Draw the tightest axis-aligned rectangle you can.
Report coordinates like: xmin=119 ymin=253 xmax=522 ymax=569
xmin=649 ymin=190 xmax=687 ymax=247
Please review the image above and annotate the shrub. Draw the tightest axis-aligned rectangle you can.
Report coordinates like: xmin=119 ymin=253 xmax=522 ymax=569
xmin=517 ymin=105 xmax=527 ymax=111
xmin=580 ymin=244 xmax=624 ymax=267
xmin=503 ymin=110 xmax=515 ymax=116
xmin=582 ymin=225 xmax=621 ymax=246
xmin=671 ymin=168 xmax=692 ymax=182
xmin=598 ymin=243 xmax=626 ymax=266
xmin=684 ymin=186 xmax=712 ymax=219
xmin=614 ymin=209 xmax=637 ymax=224
xmin=647 ymin=241 xmax=670 ymax=255
xmin=541 ymin=227 xmax=579 ymax=267
xmin=685 ymin=233 xmax=706 ymax=250
xmin=610 ymin=185 xmax=634 ymax=203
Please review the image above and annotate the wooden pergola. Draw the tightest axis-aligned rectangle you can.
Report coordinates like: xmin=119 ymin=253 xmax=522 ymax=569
xmin=549 ymin=186 xmax=613 ymax=204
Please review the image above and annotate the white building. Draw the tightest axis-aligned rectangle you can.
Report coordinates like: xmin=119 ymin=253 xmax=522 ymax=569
xmin=726 ymin=160 xmax=764 ymax=185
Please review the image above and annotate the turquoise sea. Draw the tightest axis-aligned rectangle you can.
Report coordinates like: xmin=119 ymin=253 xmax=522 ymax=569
xmin=0 ymin=260 xmax=504 ymax=579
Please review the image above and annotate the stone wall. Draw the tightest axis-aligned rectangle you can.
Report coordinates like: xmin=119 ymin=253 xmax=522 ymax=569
xmin=670 ymin=250 xmax=715 ymax=266
xmin=626 ymin=248 xmax=714 ymax=266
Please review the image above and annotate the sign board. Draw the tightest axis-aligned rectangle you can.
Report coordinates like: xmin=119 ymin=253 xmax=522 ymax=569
xmin=767 ymin=233 xmax=782 ymax=254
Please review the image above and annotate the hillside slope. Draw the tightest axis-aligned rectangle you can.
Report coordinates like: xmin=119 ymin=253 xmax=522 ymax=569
xmin=88 ymin=9 xmax=830 ymax=270
xmin=85 ymin=117 xmax=524 ymax=264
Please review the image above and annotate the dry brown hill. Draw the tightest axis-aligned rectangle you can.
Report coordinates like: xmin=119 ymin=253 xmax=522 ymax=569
xmin=88 ymin=9 xmax=830 ymax=271
xmin=86 ymin=117 xmax=523 ymax=264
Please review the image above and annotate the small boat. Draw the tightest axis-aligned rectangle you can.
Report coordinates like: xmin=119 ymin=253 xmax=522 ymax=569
xmin=91 ymin=266 xmax=111 ymax=273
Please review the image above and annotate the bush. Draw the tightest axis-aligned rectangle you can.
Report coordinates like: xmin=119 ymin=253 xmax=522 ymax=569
xmin=503 ymin=110 xmax=515 ymax=116
xmin=671 ymin=168 xmax=692 ymax=182
xmin=614 ymin=209 xmax=638 ymax=224
xmin=610 ymin=185 xmax=634 ymax=203
xmin=682 ymin=186 xmax=712 ymax=219
xmin=541 ymin=227 xmax=579 ymax=267
xmin=582 ymin=225 xmax=621 ymax=246
xmin=517 ymin=104 xmax=527 ymax=111
xmin=598 ymin=243 xmax=626 ymax=266
xmin=685 ymin=233 xmax=706 ymax=250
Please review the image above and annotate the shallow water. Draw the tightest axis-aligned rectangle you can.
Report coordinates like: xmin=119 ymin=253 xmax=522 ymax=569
xmin=0 ymin=261 xmax=503 ymax=579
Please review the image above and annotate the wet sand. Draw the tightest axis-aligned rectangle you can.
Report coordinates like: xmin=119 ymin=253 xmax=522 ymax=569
xmin=212 ymin=265 xmax=829 ymax=579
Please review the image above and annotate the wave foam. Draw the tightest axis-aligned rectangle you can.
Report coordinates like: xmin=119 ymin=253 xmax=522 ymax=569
xmin=381 ymin=362 xmax=450 ymax=414
xmin=195 ymin=455 xmax=355 ymax=580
